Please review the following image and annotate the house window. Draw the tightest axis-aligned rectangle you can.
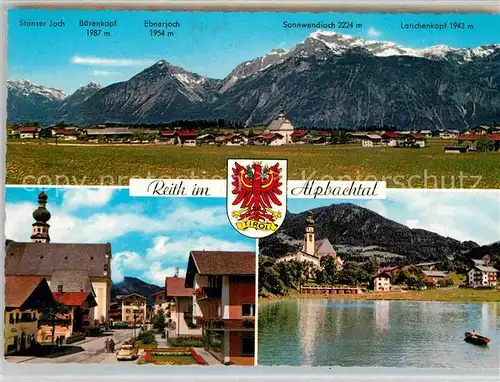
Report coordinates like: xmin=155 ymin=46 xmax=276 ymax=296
xmin=241 ymin=337 xmax=255 ymax=357
xmin=242 ymin=304 xmax=255 ymax=317
xmin=9 ymin=313 xmax=14 ymax=324
xmin=208 ymin=276 xmax=221 ymax=288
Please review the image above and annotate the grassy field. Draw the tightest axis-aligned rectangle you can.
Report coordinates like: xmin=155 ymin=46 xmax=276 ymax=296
xmin=6 ymin=140 xmax=499 ymax=187
xmin=262 ymin=287 xmax=500 ymax=303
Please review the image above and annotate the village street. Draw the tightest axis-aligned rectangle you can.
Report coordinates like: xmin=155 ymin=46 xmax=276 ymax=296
xmin=6 ymin=329 xmax=135 ymax=364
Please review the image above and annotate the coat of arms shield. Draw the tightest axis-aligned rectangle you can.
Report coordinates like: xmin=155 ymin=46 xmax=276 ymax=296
xmin=227 ymin=159 xmax=287 ymax=238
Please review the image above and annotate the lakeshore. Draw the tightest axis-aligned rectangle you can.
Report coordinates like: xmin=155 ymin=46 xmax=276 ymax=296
xmin=260 ymin=287 xmax=500 ymax=303
xmin=258 ymin=299 xmax=500 ymax=368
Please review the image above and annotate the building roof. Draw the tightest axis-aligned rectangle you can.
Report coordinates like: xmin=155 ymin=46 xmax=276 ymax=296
xmin=50 ymin=269 xmax=95 ymax=294
xmin=177 ymin=130 xmax=199 ymax=137
xmin=86 ymin=128 xmax=132 ymax=136
xmin=291 ymin=130 xmax=308 ymax=138
xmin=378 ymin=266 xmax=399 ymax=274
xmin=474 ymin=265 xmax=498 ymax=273
xmin=160 ymin=130 xmax=177 ymax=137
xmin=53 ymin=129 xmax=81 ymax=135
xmin=414 ymin=262 xmax=438 ymax=267
xmin=409 ymin=133 xmax=426 ymax=139
xmin=165 ymin=277 xmax=194 ymax=297
xmin=363 ymin=134 xmax=382 ymax=140
xmin=53 ymin=291 xmax=97 ymax=307
xmin=117 ymin=293 xmax=147 ymax=301
xmin=422 ymin=270 xmax=447 ymax=278
xmin=5 ymin=276 xmax=53 ymax=308
xmin=261 ymin=133 xmax=284 ymax=140
xmin=457 ymin=134 xmax=500 ymax=142
xmin=5 ymin=242 xmax=111 ymax=280
xmin=315 ymin=239 xmax=336 ymax=255
xmin=185 ymin=251 xmax=256 ymax=286
xmin=152 ymin=289 xmax=166 ymax=297
xmin=373 ymin=271 xmax=392 ymax=279
xmin=382 ymin=132 xmax=400 ymax=139
xmin=267 ymin=118 xmax=294 ymax=132
xmin=18 ymin=127 xmax=38 ymax=133
xmin=197 ymin=134 xmax=215 ymax=140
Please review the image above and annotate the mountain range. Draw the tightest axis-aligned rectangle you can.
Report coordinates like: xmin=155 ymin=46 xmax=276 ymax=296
xmin=111 ymin=276 xmax=162 ymax=305
xmin=7 ymin=31 xmax=500 ymax=129
xmin=258 ymin=203 xmax=496 ymax=267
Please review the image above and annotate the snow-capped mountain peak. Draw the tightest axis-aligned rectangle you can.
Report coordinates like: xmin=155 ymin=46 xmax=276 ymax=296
xmin=7 ymin=79 xmax=68 ymax=101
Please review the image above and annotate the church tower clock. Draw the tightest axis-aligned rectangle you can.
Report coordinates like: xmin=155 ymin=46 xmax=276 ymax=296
xmin=303 ymin=210 xmax=315 ymax=257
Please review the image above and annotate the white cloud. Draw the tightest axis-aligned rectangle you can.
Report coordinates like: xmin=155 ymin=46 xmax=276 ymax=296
xmin=144 ymin=235 xmax=255 ymax=263
xmin=386 ymin=190 xmax=500 ymax=245
xmin=72 ymin=56 xmax=156 ymax=67
xmin=144 ymin=263 xmax=187 ymax=286
xmin=62 ymin=188 xmax=114 ymax=210
xmin=110 ymin=234 xmax=252 ymax=284
xmin=367 ymin=27 xmax=382 ymax=38
xmin=5 ymin=201 xmax=227 ymax=244
xmin=365 ymin=200 xmax=387 ymax=218
xmin=92 ymin=70 xmax=119 ymax=76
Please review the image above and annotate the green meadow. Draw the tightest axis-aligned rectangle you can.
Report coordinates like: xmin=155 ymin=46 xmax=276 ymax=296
xmin=6 ymin=140 xmax=499 ymax=188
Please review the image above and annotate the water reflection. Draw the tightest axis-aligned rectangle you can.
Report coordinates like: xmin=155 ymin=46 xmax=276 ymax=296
xmin=259 ymin=300 xmax=500 ymax=369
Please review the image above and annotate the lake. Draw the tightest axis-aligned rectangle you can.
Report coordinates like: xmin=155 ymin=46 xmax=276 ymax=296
xmin=258 ymin=299 xmax=500 ymax=369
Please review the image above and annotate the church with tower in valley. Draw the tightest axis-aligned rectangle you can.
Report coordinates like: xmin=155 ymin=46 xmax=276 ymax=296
xmin=5 ymin=190 xmax=113 ymax=324
xmin=276 ymin=211 xmax=343 ymax=269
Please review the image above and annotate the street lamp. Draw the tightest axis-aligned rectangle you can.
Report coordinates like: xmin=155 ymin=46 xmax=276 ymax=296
xmin=133 ymin=313 xmax=137 ymax=339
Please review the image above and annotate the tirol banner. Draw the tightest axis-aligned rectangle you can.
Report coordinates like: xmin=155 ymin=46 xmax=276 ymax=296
xmin=227 ymin=159 xmax=287 ymax=238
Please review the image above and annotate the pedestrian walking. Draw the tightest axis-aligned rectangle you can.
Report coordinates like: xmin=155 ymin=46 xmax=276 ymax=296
xmin=110 ymin=339 xmax=115 ymax=353
xmin=105 ymin=338 xmax=110 ymax=353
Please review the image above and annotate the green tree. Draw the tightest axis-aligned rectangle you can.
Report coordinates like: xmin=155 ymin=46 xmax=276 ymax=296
xmin=475 ymin=135 xmax=494 ymax=152
xmin=258 ymin=256 xmax=285 ymax=296
xmin=321 ymin=256 xmax=339 ymax=285
xmin=153 ymin=309 xmax=166 ymax=332
xmin=40 ymin=301 xmax=70 ymax=343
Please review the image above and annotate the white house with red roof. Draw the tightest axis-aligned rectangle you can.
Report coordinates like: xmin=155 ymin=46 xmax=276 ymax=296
xmin=468 ymin=257 xmax=498 ymax=287
xmin=373 ymin=270 xmax=392 ymax=292
xmin=18 ymin=127 xmax=39 ymax=139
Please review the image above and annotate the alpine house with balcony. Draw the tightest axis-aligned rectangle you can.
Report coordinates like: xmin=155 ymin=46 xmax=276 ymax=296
xmin=185 ymin=250 xmax=256 ymax=366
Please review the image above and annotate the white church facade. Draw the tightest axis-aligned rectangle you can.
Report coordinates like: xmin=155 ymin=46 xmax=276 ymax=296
xmin=276 ymin=211 xmax=343 ymax=269
xmin=262 ymin=104 xmax=295 ymax=146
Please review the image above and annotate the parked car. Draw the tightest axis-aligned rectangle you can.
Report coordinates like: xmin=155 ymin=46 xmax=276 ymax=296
xmin=116 ymin=345 xmax=138 ymax=361
xmin=113 ymin=321 xmax=129 ymax=329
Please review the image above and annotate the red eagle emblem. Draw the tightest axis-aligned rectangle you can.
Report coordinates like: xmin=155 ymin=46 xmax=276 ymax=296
xmin=231 ymin=161 xmax=283 ymax=222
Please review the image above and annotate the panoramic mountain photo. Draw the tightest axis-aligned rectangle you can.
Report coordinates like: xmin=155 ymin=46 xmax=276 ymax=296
xmin=6 ymin=10 xmax=500 ymax=186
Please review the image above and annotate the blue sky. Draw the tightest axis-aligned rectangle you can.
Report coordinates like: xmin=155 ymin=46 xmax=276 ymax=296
xmin=8 ymin=10 xmax=500 ymax=93
xmin=288 ymin=190 xmax=500 ymax=246
xmin=5 ymin=188 xmax=498 ymax=285
xmin=4 ymin=187 xmax=255 ymax=285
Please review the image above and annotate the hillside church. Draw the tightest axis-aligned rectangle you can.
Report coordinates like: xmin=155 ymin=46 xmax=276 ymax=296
xmin=277 ymin=211 xmax=343 ymax=269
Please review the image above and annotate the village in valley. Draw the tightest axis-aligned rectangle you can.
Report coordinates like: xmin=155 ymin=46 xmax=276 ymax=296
xmin=8 ymin=105 xmax=500 ymax=152
xmin=259 ymin=209 xmax=499 ymax=300
xmin=4 ymin=191 xmax=256 ymax=366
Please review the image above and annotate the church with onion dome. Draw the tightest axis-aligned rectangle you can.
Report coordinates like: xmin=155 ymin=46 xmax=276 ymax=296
xmin=276 ymin=210 xmax=343 ymax=269
xmin=30 ymin=191 xmax=51 ymax=243
xmin=262 ymin=104 xmax=295 ymax=145
xmin=5 ymin=190 xmax=112 ymax=323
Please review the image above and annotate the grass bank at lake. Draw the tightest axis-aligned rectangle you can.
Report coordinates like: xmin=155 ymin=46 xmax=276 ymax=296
xmin=6 ymin=140 xmax=498 ymax=188
xmin=261 ymin=287 xmax=500 ymax=303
